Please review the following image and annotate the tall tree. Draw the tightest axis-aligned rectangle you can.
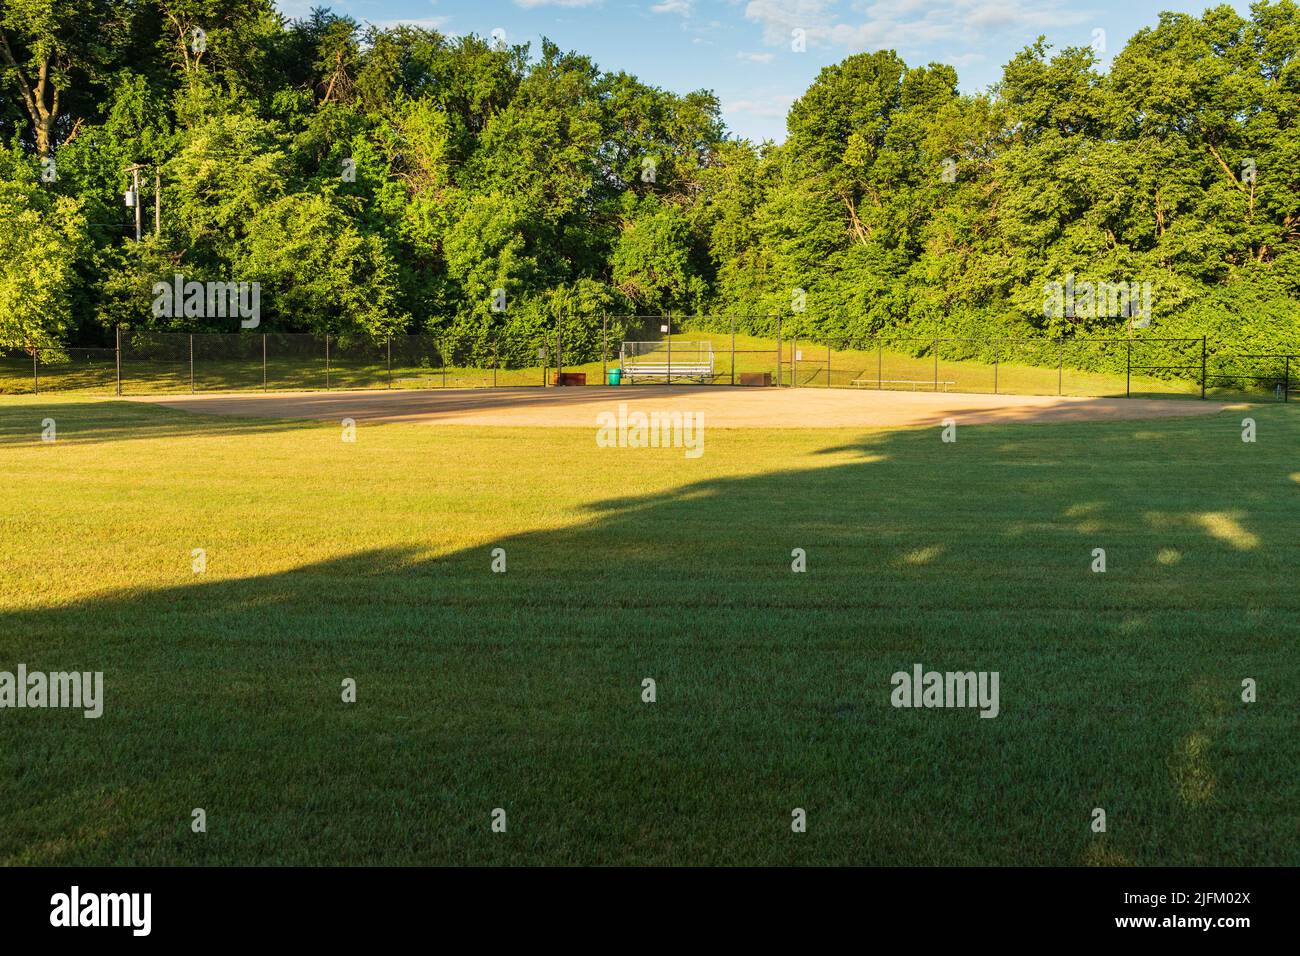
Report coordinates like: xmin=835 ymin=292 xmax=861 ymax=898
xmin=0 ymin=0 xmax=129 ymax=156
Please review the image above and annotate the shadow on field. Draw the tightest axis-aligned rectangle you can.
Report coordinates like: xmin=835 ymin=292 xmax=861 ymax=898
xmin=0 ymin=404 xmax=1297 ymax=865
xmin=0 ymin=400 xmax=317 ymax=446
xmin=132 ymin=386 xmax=695 ymax=421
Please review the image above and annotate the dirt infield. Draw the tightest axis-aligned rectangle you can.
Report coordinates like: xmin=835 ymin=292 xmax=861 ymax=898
xmin=129 ymin=385 xmax=1236 ymax=428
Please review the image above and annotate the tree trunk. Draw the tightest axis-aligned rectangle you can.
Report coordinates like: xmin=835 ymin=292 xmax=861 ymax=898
xmin=0 ymin=31 xmax=60 ymax=157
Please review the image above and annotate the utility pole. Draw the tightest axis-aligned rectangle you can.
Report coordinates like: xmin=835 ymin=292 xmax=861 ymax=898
xmin=124 ymin=163 xmax=145 ymax=242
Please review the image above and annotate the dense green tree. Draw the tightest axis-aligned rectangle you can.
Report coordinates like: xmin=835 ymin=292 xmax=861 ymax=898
xmin=0 ymin=1 xmax=1296 ymax=368
xmin=0 ymin=148 xmax=86 ymax=347
xmin=240 ymin=191 xmax=405 ymax=335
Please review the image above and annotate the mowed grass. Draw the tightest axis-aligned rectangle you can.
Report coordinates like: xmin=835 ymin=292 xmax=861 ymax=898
xmin=0 ymin=395 xmax=1297 ymax=866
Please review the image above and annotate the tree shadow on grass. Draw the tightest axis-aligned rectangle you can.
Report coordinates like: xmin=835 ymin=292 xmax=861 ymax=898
xmin=0 ymin=406 xmax=1297 ymax=865
xmin=0 ymin=400 xmax=320 ymax=446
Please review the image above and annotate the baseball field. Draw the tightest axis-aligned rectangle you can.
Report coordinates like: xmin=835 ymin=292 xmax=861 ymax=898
xmin=1 ymin=387 xmax=1295 ymax=865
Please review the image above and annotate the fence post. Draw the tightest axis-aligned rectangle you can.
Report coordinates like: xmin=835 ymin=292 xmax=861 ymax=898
xmin=775 ymin=316 xmax=781 ymax=387
xmin=556 ymin=321 xmax=563 ymax=383
xmin=993 ymin=341 xmax=999 ymax=395
xmin=262 ymin=333 xmax=267 ymax=391
xmin=730 ymin=316 xmax=735 ymax=386
xmin=325 ymin=334 xmax=331 ymax=391
xmin=877 ymin=341 xmax=882 ymax=389
xmin=189 ymin=333 xmax=194 ymax=393
xmin=1125 ymin=339 xmax=1131 ymax=398
xmin=1200 ymin=337 xmax=1207 ymax=399
xmin=387 ymin=335 xmax=392 ymax=389
xmin=602 ymin=314 xmax=607 ymax=385
xmin=666 ymin=315 xmax=672 ymax=386
xmin=32 ymin=343 xmax=38 ymax=395
xmin=933 ymin=339 xmax=938 ymax=392
xmin=115 ymin=326 xmax=122 ymax=396
xmin=792 ymin=336 xmax=797 ymax=387
xmin=493 ymin=340 xmax=498 ymax=388
xmin=827 ymin=341 xmax=831 ymax=388
xmin=1058 ymin=341 xmax=1063 ymax=396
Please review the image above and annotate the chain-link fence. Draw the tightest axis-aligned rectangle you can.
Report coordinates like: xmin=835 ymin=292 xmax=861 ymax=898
xmin=1205 ymin=352 xmax=1297 ymax=401
xmin=2 ymin=322 xmax=1295 ymax=402
xmin=106 ymin=331 xmax=537 ymax=394
xmin=0 ymin=346 xmax=118 ymax=394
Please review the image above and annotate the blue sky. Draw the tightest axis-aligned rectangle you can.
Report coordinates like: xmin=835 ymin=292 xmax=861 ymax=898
xmin=274 ymin=1 xmax=1236 ymax=143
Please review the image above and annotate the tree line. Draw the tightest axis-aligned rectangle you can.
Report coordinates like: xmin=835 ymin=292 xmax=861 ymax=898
xmin=2 ymin=1 xmax=1298 ymax=367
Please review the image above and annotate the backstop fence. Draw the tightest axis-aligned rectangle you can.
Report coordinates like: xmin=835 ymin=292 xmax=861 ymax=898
xmin=2 ymin=318 xmax=1296 ymax=402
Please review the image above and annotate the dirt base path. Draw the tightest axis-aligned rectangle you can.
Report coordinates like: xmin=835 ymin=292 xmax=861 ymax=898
xmin=128 ymin=385 xmax=1236 ymax=428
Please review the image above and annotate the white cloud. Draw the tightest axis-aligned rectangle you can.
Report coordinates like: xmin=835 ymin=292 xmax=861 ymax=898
xmin=724 ymin=93 xmax=798 ymax=118
xmin=368 ymin=17 xmax=450 ymax=31
xmin=743 ymin=0 xmax=835 ymax=45
xmin=651 ymin=0 xmax=694 ymax=13
xmin=743 ymin=0 xmax=1092 ymax=53
xmin=514 ymin=0 xmax=601 ymax=8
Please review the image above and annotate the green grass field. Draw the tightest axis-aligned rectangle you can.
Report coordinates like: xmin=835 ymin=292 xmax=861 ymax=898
xmin=1 ymin=395 xmax=1296 ymax=865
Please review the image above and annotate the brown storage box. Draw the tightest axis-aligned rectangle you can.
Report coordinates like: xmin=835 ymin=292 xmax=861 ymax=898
xmin=738 ymin=372 xmax=772 ymax=387
xmin=552 ymin=372 xmax=586 ymax=386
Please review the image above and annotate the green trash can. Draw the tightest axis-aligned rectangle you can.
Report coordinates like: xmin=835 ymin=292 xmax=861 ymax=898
xmin=607 ymin=368 xmax=622 ymax=386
